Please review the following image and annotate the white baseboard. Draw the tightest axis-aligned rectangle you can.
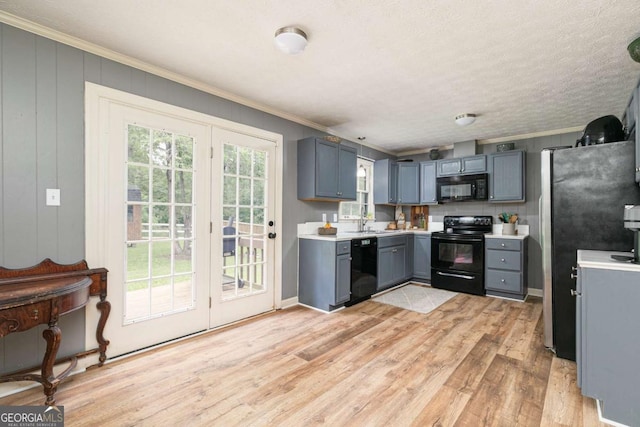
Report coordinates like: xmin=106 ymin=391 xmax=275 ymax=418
xmin=280 ymin=296 xmax=299 ymax=309
xmin=527 ymin=288 xmax=543 ymax=298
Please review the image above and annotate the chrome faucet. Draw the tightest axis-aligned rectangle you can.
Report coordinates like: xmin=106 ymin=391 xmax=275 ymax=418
xmin=358 ymin=206 xmax=369 ymax=232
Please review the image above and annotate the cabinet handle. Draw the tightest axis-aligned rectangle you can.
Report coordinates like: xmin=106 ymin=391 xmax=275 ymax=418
xmin=570 ymin=289 xmax=581 ymax=297
xmin=570 ymin=266 xmax=577 ymax=279
xmin=501 ymin=258 xmax=505 ymax=262
xmin=32 ymin=309 xmax=39 ymax=320
xmin=501 ymin=279 xmax=505 ymax=283
xmin=392 ymin=249 xmax=398 ymax=253
xmin=501 ymin=243 xmax=505 ymax=247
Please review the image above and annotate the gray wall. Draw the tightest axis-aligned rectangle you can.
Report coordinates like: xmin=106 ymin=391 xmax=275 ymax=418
xmin=406 ymin=133 xmax=582 ymax=291
xmin=0 ymin=23 xmax=391 ymax=372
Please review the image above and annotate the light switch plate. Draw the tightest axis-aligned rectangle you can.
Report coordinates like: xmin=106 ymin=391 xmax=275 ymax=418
xmin=46 ymin=188 xmax=61 ymax=206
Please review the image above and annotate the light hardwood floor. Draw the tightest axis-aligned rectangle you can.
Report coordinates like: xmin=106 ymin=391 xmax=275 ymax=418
xmin=0 ymin=292 xmax=608 ymax=426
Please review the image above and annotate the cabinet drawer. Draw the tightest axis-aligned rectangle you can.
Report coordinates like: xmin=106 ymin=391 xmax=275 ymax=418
xmin=336 ymin=241 xmax=351 ymax=255
xmin=486 ymin=238 xmax=522 ymax=251
xmin=486 ymin=249 xmax=521 ymax=271
xmin=485 ymin=270 xmax=522 ymax=293
xmin=378 ymin=235 xmax=406 ymax=248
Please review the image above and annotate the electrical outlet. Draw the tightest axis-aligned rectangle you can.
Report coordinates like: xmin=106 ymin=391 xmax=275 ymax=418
xmin=46 ymin=189 xmax=61 ymax=206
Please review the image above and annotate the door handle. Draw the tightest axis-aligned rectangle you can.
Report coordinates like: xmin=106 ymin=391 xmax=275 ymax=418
xmin=436 ymin=271 xmax=474 ymax=280
xmin=268 ymin=233 xmax=277 ymax=239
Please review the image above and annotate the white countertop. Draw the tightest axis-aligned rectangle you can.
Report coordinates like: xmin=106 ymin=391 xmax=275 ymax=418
xmin=299 ymin=228 xmax=435 ymax=241
xmin=577 ymin=249 xmax=640 ymax=272
xmin=298 ymin=223 xmax=529 ymax=241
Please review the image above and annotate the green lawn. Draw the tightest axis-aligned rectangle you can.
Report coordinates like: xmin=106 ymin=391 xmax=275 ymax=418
xmin=126 ymin=241 xmax=264 ymax=292
xmin=126 ymin=241 xmax=192 ymax=291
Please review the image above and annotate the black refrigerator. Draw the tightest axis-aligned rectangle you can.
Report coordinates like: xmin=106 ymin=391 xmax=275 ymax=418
xmin=541 ymin=140 xmax=640 ymax=360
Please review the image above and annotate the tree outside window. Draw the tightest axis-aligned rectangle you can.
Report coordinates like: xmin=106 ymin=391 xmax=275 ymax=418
xmin=340 ymin=158 xmax=374 ymax=220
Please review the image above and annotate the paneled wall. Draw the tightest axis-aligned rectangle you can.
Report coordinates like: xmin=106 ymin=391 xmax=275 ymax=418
xmin=0 ymin=23 xmax=389 ymax=373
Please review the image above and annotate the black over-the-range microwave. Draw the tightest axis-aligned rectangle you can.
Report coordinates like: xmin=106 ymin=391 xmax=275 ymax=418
xmin=436 ymin=173 xmax=488 ymax=203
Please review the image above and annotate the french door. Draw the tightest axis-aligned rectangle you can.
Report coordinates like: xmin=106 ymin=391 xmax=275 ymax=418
xmin=210 ymin=128 xmax=277 ymax=327
xmin=85 ymin=83 xmax=281 ymax=359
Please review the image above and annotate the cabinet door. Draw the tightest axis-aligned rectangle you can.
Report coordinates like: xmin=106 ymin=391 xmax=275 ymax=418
xmin=576 ymin=265 xmax=583 ymax=388
xmin=405 ymin=236 xmax=414 ymax=280
xmin=419 ymin=161 xmax=437 ymax=204
xmin=373 ymin=159 xmax=398 ymax=204
xmin=377 ymin=247 xmax=395 ymax=289
xmin=413 ymin=235 xmax=431 ymax=279
xmin=397 ymin=163 xmax=420 ymax=204
xmin=461 ymin=155 xmax=487 ymax=174
xmin=635 ymin=86 xmax=640 ymax=183
xmin=338 ymin=145 xmax=357 ymax=200
xmin=335 ymin=253 xmax=352 ymax=304
xmin=392 ymin=245 xmax=407 ymax=283
xmin=437 ymin=159 xmax=461 ymax=176
xmin=488 ymin=151 xmax=525 ymax=202
xmin=315 ymin=140 xmax=339 ymax=198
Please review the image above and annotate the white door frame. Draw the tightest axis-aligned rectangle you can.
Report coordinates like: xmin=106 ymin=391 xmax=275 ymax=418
xmin=84 ymin=82 xmax=283 ymax=364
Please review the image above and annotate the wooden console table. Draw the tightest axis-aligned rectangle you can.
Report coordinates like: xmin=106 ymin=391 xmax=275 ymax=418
xmin=0 ymin=259 xmax=109 ymax=405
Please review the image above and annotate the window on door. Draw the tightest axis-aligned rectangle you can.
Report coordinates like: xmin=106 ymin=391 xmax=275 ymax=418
xmin=340 ymin=157 xmax=374 ymax=220
xmin=125 ymin=124 xmax=197 ymax=323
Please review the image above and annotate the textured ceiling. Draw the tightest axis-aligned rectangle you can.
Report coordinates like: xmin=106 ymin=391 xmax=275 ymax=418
xmin=1 ymin=0 xmax=639 ymax=154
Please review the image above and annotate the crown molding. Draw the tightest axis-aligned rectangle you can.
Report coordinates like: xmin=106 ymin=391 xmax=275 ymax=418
xmin=0 ymin=11 xmax=331 ymax=134
xmin=396 ymin=126 xmax=584 ymax=157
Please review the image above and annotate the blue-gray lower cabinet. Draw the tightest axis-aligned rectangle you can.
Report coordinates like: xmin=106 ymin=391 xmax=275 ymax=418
xmin=377 ymin=235 xmax=409 ymax=290
xmin=577 ymin=264 xmax=640 ymax=427
xmin=298 ymin=239 xmax=351 ymax=311
xmin=484 ymin=237 xmax=528 ymax=300
xmin=488 ymin=150 xmax=526 ymax=202
xmin=413 ymin=234 xmax=431 ymax=280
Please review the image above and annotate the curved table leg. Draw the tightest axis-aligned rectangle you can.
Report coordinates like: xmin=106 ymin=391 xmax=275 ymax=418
xmin=42 ymin=325 xmax=62 ymax=406
xmin=96 ymin=299 xmax=111 ymax=365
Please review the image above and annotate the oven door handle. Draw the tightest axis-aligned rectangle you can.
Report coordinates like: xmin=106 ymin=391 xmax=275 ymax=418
xmin=436 ymin=271 xmax=475 ymax=280
xmin=432 ymin=235 xmax=483 ymax=243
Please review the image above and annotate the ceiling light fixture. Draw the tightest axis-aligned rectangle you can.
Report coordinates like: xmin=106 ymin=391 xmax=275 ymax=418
xmin=455 ymin=113 xmax=477 ymax=126
xmin=274 ymin=27 xmax=308 ymax=55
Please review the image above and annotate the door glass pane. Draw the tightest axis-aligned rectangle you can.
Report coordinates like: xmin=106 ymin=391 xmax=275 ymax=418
xmin=152 ymin=168 xmax=170 ymax=203
xmin=128 ymin=124 xmax=150 ymax=164
xmin=220 ymin=143 xmax=270 ymax=300
xmin=128 ymin=166 xmax=149 ymax=202
xmin=175 ymin=171 xmax=193 ymax=203
xmin=125 ymin=123 xmax=196 ymax=323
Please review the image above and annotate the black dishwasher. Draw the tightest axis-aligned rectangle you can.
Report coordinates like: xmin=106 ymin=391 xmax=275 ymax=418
xmin=346 ymin=237 xmax=378 ymax=306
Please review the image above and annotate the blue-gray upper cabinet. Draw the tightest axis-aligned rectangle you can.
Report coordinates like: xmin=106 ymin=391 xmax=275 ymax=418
xmin=397 ymin=162 xmax=420 ymax=205
xmin=488 ymin=150 xmax=526 ymax=202
xmin=297 ymin=137 xmax=357 ymax=201
xmin=419 ymin=161 xmax=438 ymax=204
xmin=436 ymin=155 xmax=486 ymax=177
xmin=374 ymin=159 xmax=398 ymax=205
